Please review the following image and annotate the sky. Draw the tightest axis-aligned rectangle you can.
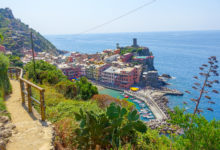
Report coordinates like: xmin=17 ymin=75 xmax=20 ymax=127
xmin=0 ymin=0 xmax=220 ymax=35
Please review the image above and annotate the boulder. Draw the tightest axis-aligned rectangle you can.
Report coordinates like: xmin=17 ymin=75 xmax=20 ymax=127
xmin=0 ymin=140 xmax=6 ymax=150
xmin=0 ymin=116 xmax=9 ymax=124
xmin=5 ymin=123 xmax=16 ymax=130
xmin=0 ymin=129 xmax=12 ymax=138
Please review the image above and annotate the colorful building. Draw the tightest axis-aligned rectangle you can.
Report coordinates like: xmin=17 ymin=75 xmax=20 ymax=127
xmin=101 ymin=67 xmax=118 ymax=85
xmin=134 ymin=65 xmax=142 ymax=83
xmin=101 ymin=66 xmax=141 ymax=89
xmin=58 ymin=64 xmax=81 ymax=80
xmin=115 ymin=67 xmax=135 ymax=89
xmin=120 ymin=53 xmax=133 ymax=62
xmin=0 ymin=45 xmax=6 ymax=53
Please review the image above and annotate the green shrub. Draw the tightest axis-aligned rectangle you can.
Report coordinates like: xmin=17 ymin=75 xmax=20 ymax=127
xmin=24 ymin=60 xmax=66 ymax=84
xmin=55 ymin=80 xmax=77 ymax=99
xmin=75 ymin=77 xmax=98 ymax=100
xmin=7 ymin=54 xmax=23 ymax=68
xmin=168 ymin=107 xmax=220 ymax=150
xmin=74 ymin=103 xmax=147 ymax=149
xmin=0 ymin=54 xmax=11 ymax=95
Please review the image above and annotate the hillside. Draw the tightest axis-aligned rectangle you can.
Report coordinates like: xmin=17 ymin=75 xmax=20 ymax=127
xmin=0 ymin=8 xmax=62 ymax=55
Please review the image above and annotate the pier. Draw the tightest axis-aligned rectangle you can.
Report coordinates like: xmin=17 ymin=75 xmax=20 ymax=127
xmin=124 ymin=90 xmax=168 ymax=120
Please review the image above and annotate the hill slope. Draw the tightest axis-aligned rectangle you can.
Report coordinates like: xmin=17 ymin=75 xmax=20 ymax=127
xmin=0 ymin=8 xmax=61 ymax=55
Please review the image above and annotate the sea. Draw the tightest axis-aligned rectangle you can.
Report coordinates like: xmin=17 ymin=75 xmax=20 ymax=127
xmin=45 ymin=30 xmax=220 ymax=121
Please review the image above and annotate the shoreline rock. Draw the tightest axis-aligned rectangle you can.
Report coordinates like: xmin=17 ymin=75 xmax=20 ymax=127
xmin=161 ymin=74 xmax=172 ymax=79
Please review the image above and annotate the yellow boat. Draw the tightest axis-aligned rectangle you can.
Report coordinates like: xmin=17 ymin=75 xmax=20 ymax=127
xmin=130 ymin=87 xmax=139 ymax=91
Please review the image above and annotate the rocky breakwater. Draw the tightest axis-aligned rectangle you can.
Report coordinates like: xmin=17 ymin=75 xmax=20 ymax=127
xmin=147 ymin=119 xmax=183 ymax=135
xmin=147 ymin=87 xmax=183 ymax=117
xmin=0 ymin=116 xmax=16 ymax=150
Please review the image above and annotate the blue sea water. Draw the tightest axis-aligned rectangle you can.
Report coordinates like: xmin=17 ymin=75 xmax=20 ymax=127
xmin=45 ymin=30 xmax=220 ymax=121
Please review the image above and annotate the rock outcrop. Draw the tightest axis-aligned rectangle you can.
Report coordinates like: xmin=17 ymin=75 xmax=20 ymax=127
xmin=0 ymin=116 xmax=16 ymax=150
xmin=161 ymin=74 xmax=172 ymax=79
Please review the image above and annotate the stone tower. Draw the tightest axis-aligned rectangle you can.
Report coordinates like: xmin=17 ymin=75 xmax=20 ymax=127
xmin=132 ymin=38 xmax=139 ymax=47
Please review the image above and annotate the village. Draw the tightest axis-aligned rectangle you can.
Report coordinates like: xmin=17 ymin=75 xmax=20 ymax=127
xmin=14 ymin=38 xmax=164 ymax=90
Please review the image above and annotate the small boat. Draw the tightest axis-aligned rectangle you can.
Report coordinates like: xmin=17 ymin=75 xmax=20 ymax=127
xmin=124 ymin=95 xmax=129 ymax=98
xmin=147 ymin=116 xmax=154 ymax=119
xmin=134 ymin=100 xmax=142 ymax=103
xmin=142 ymin=114 xmax=154 ymax=119
xmin=120 ymin=92 xmax=123 ymax=94
xmin=140 ymin=110 xmax=149 ymax=114
xmin=139 ymin=103 xmax=146 ymax=107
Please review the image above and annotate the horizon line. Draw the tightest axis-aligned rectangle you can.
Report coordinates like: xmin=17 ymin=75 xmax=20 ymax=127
xmin=43 ymin=29 xmax=220 ymax=36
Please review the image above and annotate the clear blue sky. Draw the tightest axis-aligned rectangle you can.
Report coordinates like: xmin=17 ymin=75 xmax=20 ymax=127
xmin=1 ymin=0 xmax=220 ymax=34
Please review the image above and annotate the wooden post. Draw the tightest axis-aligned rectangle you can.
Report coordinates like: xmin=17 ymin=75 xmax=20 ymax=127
xmin=10 ymin=69 xmax=12 ymax=79
xmin=16 ymin=69 xmax=19 ymax=80
xmin=20 ymin=79 xmax=25 ymax=103
xmin=40 ymin=90 xmax=46 ymax=121
xmin=27 ymin=84 xmax=32 ymax=113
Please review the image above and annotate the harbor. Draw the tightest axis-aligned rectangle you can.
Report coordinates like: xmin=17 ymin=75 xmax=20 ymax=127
xmin=99 ymin=88 xmax=156 ymax=122
xmin=98 ymin=83 xmax=183 ymax=122
xmin=124 ymin=90 xmax=167 ymax=120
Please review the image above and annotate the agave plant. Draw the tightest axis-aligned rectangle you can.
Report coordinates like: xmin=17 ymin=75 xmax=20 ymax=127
xmin=185 ymin=56 xmax=219 ymax=114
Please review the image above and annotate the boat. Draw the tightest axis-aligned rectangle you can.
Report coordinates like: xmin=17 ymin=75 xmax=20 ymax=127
xmin=142 ymin=114 xmax=154 ymax=119
xmin=139 ymin=103 xmax=146 ymax=107
xmin=120 ymin=92 xmax=123 ymax=94
xmin=146 ymin=116 xmax=154 ymax=119
xmin=140 ymin=109 xmax=149 ymax=114
xmin=134 ymin=100 xmax=142 ymax=103
xmin=124 ymin=95 xmax=129 ymax=98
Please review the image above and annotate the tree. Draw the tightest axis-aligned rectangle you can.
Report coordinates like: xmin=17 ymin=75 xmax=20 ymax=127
xmin=24 ymin=60 xmax=66 ymax=84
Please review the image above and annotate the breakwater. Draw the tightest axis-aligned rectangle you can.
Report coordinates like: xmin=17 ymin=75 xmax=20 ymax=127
xmin=124 ymin=90 xmax=167 ymax=120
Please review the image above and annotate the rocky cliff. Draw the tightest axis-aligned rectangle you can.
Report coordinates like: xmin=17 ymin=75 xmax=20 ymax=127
xmin=0 ymin=8 xmax=62 ymax=55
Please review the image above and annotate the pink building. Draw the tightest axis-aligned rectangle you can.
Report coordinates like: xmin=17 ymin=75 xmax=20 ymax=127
xmin=0 ymin=45 xmax=6 ymax=53
xmin=134 ymin=65 xmax=142 ymax=83
xmin=101 ymin=66 xmax=140 ymax=89
xmin=120 ymin=53 xmax=133 ymax=63
xmin=60 ymin=65 xmax=81 ymax=80
xmin=115 ymin=68 xmax=135 ymax=89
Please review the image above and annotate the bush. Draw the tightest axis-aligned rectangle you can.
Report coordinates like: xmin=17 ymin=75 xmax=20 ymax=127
xmin=73 ymin=103 xmax=147 ymax=149
xmin=92 ymin=94 xmax=134 ymax=110
xmin=168 ymin=107 xmax=220 ymax=150
xmin=0 ymin=54 xmax=11 ymax=96
xmin=24 ymin=60 xmax=66 ymax=84
xmin=55 ymin=80 xmax=77 ymax=99
xmin=75 ymin=77 xmax=98 ymax=100
xmin=7 ymin=54 xmax=23 ymax=68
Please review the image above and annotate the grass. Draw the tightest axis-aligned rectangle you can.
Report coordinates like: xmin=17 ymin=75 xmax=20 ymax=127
xmin=0 ymin=91 xmax=10 ymax=117
xmin=30 ymin=83 xmax=104 ymax=149
xmin=31 ymin=84 xmax=103 ymax=123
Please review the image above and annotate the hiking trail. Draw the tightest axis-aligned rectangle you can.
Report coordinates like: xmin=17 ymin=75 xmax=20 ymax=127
xmin=5 ymin=80 xmax=54 ymax=150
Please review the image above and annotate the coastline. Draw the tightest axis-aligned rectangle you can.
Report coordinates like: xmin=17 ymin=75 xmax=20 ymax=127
xmin=91 ymin=79 xmax=183 ymax=122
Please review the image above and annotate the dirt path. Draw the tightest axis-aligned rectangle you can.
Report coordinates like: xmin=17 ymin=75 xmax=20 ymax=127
xmin=5 ymin=80 xmax=54 ymax=150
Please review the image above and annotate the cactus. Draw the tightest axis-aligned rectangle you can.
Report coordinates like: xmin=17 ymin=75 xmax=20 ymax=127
xmin=74 ymin=103 xmax=147 ymax=149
